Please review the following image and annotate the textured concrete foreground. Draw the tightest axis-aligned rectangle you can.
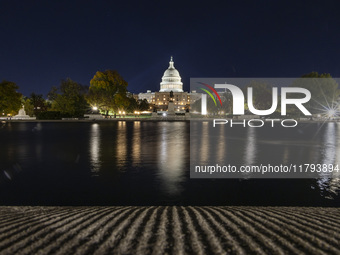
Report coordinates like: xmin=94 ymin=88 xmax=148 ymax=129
xmin=0 ymin=206 xmax=339 ymax=255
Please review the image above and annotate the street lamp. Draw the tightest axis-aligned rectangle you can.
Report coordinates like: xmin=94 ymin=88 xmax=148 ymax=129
xmin=326 ymin=109 xmax=336 ymax=118
xmin=92 ymin=106 xmax=98 ymax=114
xmin=134 ymin=111 xmax=140 ymax=117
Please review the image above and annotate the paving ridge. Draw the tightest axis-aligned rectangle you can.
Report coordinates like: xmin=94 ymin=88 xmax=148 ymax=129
xmin=0 ymin=206 xmax=339 ymax=255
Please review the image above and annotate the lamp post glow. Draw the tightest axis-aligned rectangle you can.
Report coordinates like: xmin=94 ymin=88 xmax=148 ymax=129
xmin=326 ymin=108 xmax=337 ymax=118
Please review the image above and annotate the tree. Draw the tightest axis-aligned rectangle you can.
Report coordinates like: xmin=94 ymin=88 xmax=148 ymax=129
xmin=48 ymin=78 xmax=89 ymax=117
xmin=219 ymin=91 xmax=233 ymax=114
xmin=139 ymin=99 xmax=150 ymax=111
xmin=190 ymin=96 xmax=221 ymax=115
xmin=243 ymin=81 xmax=276 ymax=113
xmin=0 ymin=80 xmax=22 ymax=116
xmin=23 ymin=97 xmax=34 ymax=116
xmin=190 ymin=98 xmax=202 ymax=113
xmin=289 ymin=72 xmax=340 ymax=115
xmin=126 ymin=96 xmax=138 ymax=113
xmin=87 ymin=70 xmax=128 ymax=115
xmin=30 ymin=93 xmax=48 ymax=115
xmin=23 ymin=93 xmax=48 ymax=116
xmin=126 ymin=98 xmax=150 ymax=113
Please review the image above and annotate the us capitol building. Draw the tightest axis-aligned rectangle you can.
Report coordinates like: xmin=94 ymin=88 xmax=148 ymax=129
xmin=138 ymin=57 xmax=201 ymax=112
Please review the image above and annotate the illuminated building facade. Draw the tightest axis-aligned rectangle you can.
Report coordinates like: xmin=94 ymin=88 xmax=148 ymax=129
xmin=138 ymin=57 xmax=201 ymax=112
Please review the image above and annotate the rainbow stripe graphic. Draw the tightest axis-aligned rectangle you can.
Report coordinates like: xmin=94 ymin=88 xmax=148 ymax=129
xmin=197 ymin=82 xmax=223 ymax=106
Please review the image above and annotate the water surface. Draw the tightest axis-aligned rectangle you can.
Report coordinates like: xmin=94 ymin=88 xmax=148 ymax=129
xmin=0 ymin=121 xmax=339 ymax=206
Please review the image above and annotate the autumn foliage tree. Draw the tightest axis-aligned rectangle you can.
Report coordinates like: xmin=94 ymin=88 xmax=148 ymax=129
xmin=87 ymin=70 xmax=129 ymax=115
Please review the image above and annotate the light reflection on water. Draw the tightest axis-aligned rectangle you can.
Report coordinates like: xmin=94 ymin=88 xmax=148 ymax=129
xmin=156 ymin=122 xmax=186 ymax=196
xmin=191 ymin=121 xmax=340 ymax=200
xmin=243 ymin=127 xmax=256 ymax=166
xmin=240 ymin=127 xmax=257 ymax=179
xmin=217 ymin=124 xmax=226 ymax=163
xmin=131 ymin=121 xmax=141 ymax=167
xmin=116 ymin=121 xmax=127 ymax=168
xmin=200 ymin=122 xmax=209 ymax=164
xmin=89 ymin=121 xmax=188 ymax=197
xmin=0 ymin=121 xmax=340 ymax=205
xmin=90 ymin=123 xmax=101 ymax=175
xmin=317 ymin=122 xmax=340 ymax=199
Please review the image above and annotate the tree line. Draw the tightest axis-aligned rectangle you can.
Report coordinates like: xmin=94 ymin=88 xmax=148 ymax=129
xmin=0 ymin=70 xmax=150 ymax=119
xmin=2 ymin=71 xmax=339 ymax=119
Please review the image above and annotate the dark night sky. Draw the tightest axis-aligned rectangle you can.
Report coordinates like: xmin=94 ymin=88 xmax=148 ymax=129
xmin=1 ymin=0 xmax=340 ymax=96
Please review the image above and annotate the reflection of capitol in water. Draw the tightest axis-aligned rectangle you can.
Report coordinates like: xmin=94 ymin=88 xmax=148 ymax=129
xmin=88 ymin=121 xmax=188 ymax=196
xmin=157 ymin=122 xmax=186 ymax=195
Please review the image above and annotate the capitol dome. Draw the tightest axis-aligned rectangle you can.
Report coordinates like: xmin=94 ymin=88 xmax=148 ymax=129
xmin=159 ymin=56 xmax=183 ymax=92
